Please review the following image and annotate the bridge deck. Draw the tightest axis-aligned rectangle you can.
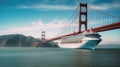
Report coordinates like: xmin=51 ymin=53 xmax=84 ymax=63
xmin=46 ymin=22 xmax=120 ymax=42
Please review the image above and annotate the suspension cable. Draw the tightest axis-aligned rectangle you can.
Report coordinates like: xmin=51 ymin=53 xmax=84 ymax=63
xmin=54 ymin=4 xmax=79 ymax=37
xmin=88 ymin=6 xmax=120 ymax=18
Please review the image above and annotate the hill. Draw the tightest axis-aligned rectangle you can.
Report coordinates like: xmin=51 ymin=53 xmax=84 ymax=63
xmin=0 ymin=34 xmax=58 ymax=47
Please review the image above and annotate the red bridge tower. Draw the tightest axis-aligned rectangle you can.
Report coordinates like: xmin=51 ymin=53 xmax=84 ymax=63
xmin=41 ymin=31 xmax=45 ymax=41
xmin=79 ymin=3 xmax=87 ymax=32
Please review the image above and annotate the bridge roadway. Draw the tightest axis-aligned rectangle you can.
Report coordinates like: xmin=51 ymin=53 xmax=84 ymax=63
xmin=46 ymin=22 xmax=120 ymax=42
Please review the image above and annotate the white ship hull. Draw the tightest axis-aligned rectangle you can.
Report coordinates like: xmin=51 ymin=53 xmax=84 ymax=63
xmin=58 ymin=38 xmax=101 ymax=49
xmin=58 ymin=30 xmax=101 ymax=49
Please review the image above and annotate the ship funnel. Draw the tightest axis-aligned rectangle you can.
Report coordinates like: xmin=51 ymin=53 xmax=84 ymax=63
xmin=90 ymin=28 xmax=93 ymax=33
xmin=83 ymin=30 xmax=88 ymax=34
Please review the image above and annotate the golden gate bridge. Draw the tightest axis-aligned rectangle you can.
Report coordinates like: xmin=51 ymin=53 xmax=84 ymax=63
xmin=38 ymin=3 xmax=120 ymax=46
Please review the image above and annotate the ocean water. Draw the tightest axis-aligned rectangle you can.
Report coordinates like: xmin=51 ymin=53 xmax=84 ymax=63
xmin=0 ymin=47 xmax=120 ymax=67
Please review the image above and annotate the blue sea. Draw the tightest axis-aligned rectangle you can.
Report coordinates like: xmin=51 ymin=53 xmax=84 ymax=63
xmin=0 ymin=47 xmax=120 ymax=67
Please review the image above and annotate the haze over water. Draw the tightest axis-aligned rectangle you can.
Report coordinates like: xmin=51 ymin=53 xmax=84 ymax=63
xmin=0 ymin=47 xmax=120 ymax=67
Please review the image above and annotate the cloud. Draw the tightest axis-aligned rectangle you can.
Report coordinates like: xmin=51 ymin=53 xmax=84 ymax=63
xmin=0 ymin=19 xmax=75 ymax=38
xmin=89 ymin=5 xmax=109 ymax=10
xmin=13 ymin=0 xmax=119 ymax=11
xmin=18 ymin=0 xmax=120 ymax=11
xmin=89 ymin=1 xmax=120 ymax=10
xmin=19 ymin=4 xmax=75 ymax=10
xmin=31 ymin=19 xmax=68 ymax=29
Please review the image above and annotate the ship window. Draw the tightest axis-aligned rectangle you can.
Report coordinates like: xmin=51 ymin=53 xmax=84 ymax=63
xmin=85 ymin=34 xmax=100 ymax=38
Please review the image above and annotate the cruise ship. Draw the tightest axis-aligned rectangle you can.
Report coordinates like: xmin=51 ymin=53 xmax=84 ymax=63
xmin=58 ymin=29 xmax=101 ymax=49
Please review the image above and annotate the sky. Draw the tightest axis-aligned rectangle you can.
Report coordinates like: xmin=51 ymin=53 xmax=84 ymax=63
xmin=0 ymin=0 xmax=120 ymax=45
